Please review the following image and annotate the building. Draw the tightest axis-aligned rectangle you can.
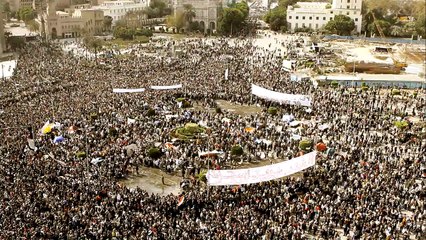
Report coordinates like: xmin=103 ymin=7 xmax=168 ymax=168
xmin=287 ymin=0 xmax=363 ymax=34
xmin=173 ymin=0 xmax=222 ymax=33
xmin=42 ymin=0 xmax=104 ymax=39
xmin=5 ymin=0 xmax=34 ymax=12
xmin=92 ymin=0 xmax=149 ymax=24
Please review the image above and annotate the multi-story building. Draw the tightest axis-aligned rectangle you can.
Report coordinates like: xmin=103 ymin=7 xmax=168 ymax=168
xmin=91 ymin=0 xmax=150 ymax=23
xmin=287 ymin=0 xmax=363 ymax=33
xmin=42 ymin=0 xmax=104 ymax=38
xmin=173 ymin=0 xmax=222 ymax=33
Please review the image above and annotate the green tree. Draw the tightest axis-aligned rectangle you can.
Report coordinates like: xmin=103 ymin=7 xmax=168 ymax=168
xmin=325 ymin=15 xmax=355 ymax=35
xmin=17 ymin=7 xmax=36 ymax=22
xmin=83 ymin=36 xmax=103 ymax=62
xmin=413 ymin=1 xmax=425 ymax=37
xmin=103 ymin=16 xmax=113 ymax=32
xmin=113 ymin=26 xmax=135 ymax=40
xmin=167 ymin=11 xmax=186 ymax=33
xmin=278 ymin=0 xmax=298 ymax=8
xmin=26 ymin=20 xmax=40 ymax=32
xmin=183 ymin=4 xmax=196 ymax=24
xmin=264 ymin=7 xmax=287 ymax=31
xmin=218 ymin=1 xmax=249 ymax=36
xmin=367 ymin=20 xmax=392 ymax=36
xmin=145 ymin=0 xmax=171 ymax=18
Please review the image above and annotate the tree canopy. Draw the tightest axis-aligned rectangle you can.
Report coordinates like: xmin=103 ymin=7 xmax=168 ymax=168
xmin=264 ymin=6 xmax=287 ymax=32
xmin=218 ymin=1 xmax=249 ymax=36
xmin=17 ymin=7 xmax=36 ymax=22
xmin=325 ymin=15 xmax=355 ymax=36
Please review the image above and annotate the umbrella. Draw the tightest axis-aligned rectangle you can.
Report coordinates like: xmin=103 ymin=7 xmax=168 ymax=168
xmin=53 ymin=136 xmax=65 ymax=143
xmin=41 ymin=121 xmax=55 ymax=134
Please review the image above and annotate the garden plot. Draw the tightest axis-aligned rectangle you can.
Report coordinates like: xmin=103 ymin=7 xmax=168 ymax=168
xmin=121 ymin=166 xmax=181 ymax=196
xmin=216 ymin=100 xmax=262 ymax=116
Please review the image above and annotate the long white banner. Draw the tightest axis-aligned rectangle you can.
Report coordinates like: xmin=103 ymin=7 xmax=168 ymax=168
xmin=150 ymin=84 xmax=182 ymax=90
xmin=251 ymin=84 xmax=312 ymax=107
xmin=112 ymin=88 xmax=145 ymax=93
xmin=207 ymin=151 xmax=316 ymax=186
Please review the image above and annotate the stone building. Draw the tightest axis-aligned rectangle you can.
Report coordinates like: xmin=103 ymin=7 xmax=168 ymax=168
xmin=42 ymin=0 xmax=104 ymax=39
xmin=173 ymin=0 xmax=223 ymax=33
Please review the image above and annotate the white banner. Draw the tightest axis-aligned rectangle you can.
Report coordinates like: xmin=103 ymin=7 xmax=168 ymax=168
xmin=225 ymin=68 xmax=229 ymax=80
xmin=112 ymin=88 xmax=145 ymax=93
xmin=251 ymin=84 xmax=312 ymax=107
xmin=207 ymin=151 xmax=316 ymax=186
xmin=150 ymin=84 xmax=182 ymax=90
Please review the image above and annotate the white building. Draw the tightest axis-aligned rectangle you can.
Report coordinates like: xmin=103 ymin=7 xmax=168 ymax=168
xmin=287 ymin=0 xmax=362 ymax=34
xmin=92 ymin=0 xmax=149 ymax=23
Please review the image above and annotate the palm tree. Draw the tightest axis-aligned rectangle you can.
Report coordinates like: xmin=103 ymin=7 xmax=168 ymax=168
xmin=390 ymin=25 xmax=403 ymax=37
xmin=183 ymin=4 xmax=196 ymax=26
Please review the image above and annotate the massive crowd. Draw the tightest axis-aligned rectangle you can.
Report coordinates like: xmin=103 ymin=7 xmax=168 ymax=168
xmin=0 ymin=36 xmax=425 ymax=239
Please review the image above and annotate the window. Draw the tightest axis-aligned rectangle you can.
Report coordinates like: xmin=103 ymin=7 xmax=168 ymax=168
xmin=315 ymin=23 xmax=318 ymax=29
xmin=347 ymin=5 xmax=350 ymax=9
xmin=309 ymin=16 xmax=312 ymax=20
xmin=316 ymin=17 xmax=319 ymax=20
xmin=330 ymin=17 xmax=333 ymax=20
xmin=289 ymin=16 xmax=292 ymax=19
xmin=309 ymin=23 xmax=312 ymax=28
xmin=347 ymin=12 xmax=350 ymax=15
xmin=296 ymin=16 xmax=299 ymax=19
xmin=323 ymin=17 xmax=326 ymax=20
xmin=302 ymin=16 xmax=305 ymax=20
xmin=347 ymin=0 xmax=350 ymax=3
xmin=355 ymin=18 xmax=358 ymax=21
xmin=330 ymin=11 xmax=333 ymax=14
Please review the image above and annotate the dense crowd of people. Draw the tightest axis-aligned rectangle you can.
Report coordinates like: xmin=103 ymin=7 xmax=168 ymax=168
xmin=0 ymin=35 xmax=425 ymax=239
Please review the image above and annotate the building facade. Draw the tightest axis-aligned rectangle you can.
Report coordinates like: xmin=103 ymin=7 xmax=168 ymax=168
xmin=173 ymin=0 xmax=222 ymax=33
xmin=287 ymin=0 xmax=363 ymax=33
xmin=42 ymin=1 xmax=104 ymax=39
xmin=92 ymin=0 xmax=149 ymax=24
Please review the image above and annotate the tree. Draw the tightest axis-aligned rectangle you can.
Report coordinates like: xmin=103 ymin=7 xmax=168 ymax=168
xmin=0 ymin=2 xmax=12 ymax=20
xmin=167 ymin=11 xmax=186 ymax=33
xmin=367 ymin=20 xmax=391 ymax=36
xmin=413 ymin=1 xmax=425 ymax=37
xmin=145 ymin=0 xmax=171 ymax=18
xmin=113 ymin=26 xmax=135 ymax=40
xmin=264 ymin=6 xmax=287 ymax=32
xmin=103 ymin=16 xmax=113 ymax=32
xmin=17 ymin=7 xmax=36 ymax=22
xmin=27 ymin=20 xmax=40 ymax=32
xmin=218 ymin=1 xmax=249 ymax=36
xmin=325 ymin=15 xmax=355 ymax=35
xmin=183 ymin=4 xmax=196 ymax=24
xmin=83 ymin=36 xmax=103 ymax=62
xmin=278 ymin=0 xmax=298 ymax=9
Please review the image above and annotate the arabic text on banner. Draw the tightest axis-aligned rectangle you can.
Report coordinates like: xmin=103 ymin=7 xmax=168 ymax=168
xmin=206 ymin=151 xmax=316 ymax=186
